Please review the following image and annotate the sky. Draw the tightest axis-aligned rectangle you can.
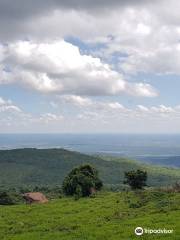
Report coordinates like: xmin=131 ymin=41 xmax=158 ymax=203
xmin=0 ymin=0 xmax=180 ymax=133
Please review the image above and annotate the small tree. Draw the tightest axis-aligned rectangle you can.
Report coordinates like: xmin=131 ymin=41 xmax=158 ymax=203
xmin=124 ymin=169 xmax=147 ymax=190
xmin=62 ymin=164 xmax=103 ymax=197
xmin=0 ymin=191 xmax=15 ymax=205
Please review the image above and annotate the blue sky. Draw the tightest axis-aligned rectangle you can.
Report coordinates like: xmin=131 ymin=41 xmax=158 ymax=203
xmin=0 ymin=0 xmax=180 ymax=133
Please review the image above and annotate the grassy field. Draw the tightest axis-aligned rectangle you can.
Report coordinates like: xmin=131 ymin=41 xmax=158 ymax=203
xmin=0 ymin=190 xmax=179 ymax=240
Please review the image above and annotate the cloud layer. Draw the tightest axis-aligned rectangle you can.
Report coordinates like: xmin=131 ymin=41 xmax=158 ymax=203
xmin=1 ymin=95 xmax=179 ymax=133
xmin=0 ymin=40 xmax=157 ymax=97
xmin=0 ymin=0 xmax=179 ymax=77
xmin=0 ymin=0 xmax=179 ymax=133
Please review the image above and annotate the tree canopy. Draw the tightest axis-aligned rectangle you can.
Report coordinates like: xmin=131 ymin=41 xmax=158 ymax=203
xmin=124 ymin=169 xmax=147 ymax=189
xmin=62 ymin=164 xmax=103 ymax=197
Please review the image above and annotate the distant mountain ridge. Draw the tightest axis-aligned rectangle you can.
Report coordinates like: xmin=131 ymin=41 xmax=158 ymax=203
xmin=136 ymin=156 xmax=180 ymax=168
xmin=0 ymin=148 xmax=179 ymax=188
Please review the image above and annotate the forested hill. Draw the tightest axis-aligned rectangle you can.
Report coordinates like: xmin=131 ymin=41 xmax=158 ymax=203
xmin=0 ymin=148 xmax=179 ymax=188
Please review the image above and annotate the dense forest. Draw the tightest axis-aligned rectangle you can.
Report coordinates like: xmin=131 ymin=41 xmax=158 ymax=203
xmin=0 ymin=148 xmax=179 ymax=189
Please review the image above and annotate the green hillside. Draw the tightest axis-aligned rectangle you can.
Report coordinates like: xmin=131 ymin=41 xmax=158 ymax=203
xmin=0 ymin=148 xmax=179 ymax=188
xmin=0 ymin=190 xmax=179 ymax=240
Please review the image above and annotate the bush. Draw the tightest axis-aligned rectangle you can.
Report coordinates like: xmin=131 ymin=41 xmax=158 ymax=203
xmin=124 ymin=169 xmax=147 ymax=190
xmin=62 ymin=164 xmax=103 ymax=197
xmin=0 ymin=191 xmax=15 ymax=205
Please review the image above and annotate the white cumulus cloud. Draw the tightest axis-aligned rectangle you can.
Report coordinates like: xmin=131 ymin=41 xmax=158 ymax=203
xmin=0 ymin=40 xmax=157 ymax=97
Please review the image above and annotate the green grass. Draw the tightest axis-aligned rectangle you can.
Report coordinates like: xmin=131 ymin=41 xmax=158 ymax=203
xmin=0 ymin=190 xmax=179 ymax=240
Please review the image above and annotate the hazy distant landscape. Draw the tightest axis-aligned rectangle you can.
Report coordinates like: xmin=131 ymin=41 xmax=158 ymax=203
xmin=1 ymin=134 xmax=179 ymax=188
xmin=1 ymin=134 xmax=180 ymax=167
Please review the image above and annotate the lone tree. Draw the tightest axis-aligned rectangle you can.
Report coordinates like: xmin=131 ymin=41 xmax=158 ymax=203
xmin=0 ymin=191 xmax=14 ymax=205
xmin=124 ymin=169 xmax=147 ymax=190
xmin=62 ymin=164 xmax=103 ymax=197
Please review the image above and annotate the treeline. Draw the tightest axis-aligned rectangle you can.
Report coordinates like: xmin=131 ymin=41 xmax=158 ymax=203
xmin=0 ymin=164 xmax=163 ymax=205
xmin=0 ymin=164 xmax=180 ymax=205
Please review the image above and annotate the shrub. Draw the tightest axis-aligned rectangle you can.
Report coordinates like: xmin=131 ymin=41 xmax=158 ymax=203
xmin=124 ymin=169 xmax=147 ymax=190
xmin=62 ymin=164 xmax=103 ymax=197
xmin=0 ymin=191 xmax=15 ymax=205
